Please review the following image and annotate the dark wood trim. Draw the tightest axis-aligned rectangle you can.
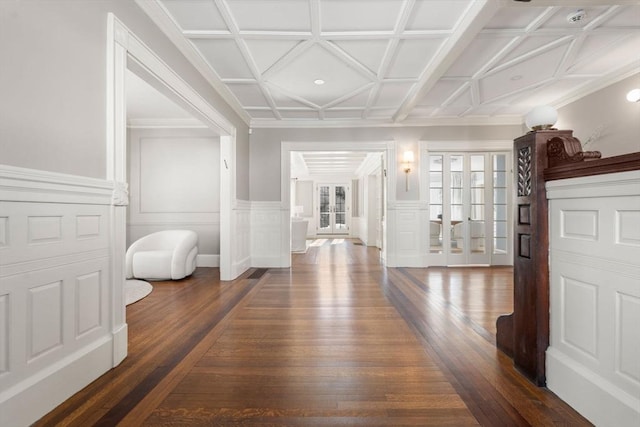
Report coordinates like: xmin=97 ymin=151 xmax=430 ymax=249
xmin=544 ymin=152 xmax=640 ymax=181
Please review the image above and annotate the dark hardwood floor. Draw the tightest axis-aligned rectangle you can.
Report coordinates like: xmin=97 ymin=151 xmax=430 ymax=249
xmin=34 ymin=239 xmax=591 ymax=426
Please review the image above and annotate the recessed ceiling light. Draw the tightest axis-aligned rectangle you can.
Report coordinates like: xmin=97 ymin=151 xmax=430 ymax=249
xmin=626 ymin=88 xmax=640 ymax=102
xmin=314 ymin=79 xmax=325 ymax=85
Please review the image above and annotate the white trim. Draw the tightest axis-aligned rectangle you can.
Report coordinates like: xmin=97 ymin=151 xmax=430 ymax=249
xmin=133 ymin=0 xmax=251 ymax=126
xmin=546 ymin=170 xmax=640 ymax=200
xmin=422 ymin=139 xmax=513 ymax=152
xmin=0 ymin=336 xmax=113 ymax=427
xmin=0 ymin=165 xmax=113 ymax=205
xmin=196 ymin=254 xmax=220 ymax=267
xmin=547 ymin=347 xmax=640 ymax=427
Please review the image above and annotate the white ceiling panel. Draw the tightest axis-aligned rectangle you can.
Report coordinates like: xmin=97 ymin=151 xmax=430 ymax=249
xmin=192 ymin=39 xmax=253 ymax=79
xmin=331 ymin=40 xmax=389 ymax=75
xmin=139 ymin=0 xmax=640 ymax=128
xmin=385 ymin=38 xmax=445 ymax=79
xmin=224 ymin=0 xmax=310 ymax=32
xmin=159 ymin=0 xmax=227 ymax=31
xmin=226 ymin=83 xmax=269 ymax=107
xmin=479 ymin=43 xmax=570 ymax=103
xmin=604 ymin=5 xmax=640 ymax=27
xmin=244 ymin=40 xmax=302 ymax=74
xmin=568 ymin=34 xmax=640 ymax=75
xmin=499 ymin=35 xmax=567 ymax=64
xmin=446 ymin=36 xmax=515 ymax=77
xmin=267 ymin=44 xmax=372 ymax=107
xmin=406 ymin=0 xmax=472 ymax=31
xmin=417 ymin=79 xmax=464 ymax=106
xmin=320 ymin=0 xmax=403 ymax=32
xmin=374 ymin=82 xmax=415 ymax=106
xmin=485 ymin=7 xmax=548 ymax=30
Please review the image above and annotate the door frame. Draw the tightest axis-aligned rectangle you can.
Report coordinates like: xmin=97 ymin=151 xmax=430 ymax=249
xmin=107 ymin=14 xmax=236 ymax=363
xmin=420 ymin=140 xmax=513 ymax=267
xmin=281 ymin=141 xmax=392 ymax=266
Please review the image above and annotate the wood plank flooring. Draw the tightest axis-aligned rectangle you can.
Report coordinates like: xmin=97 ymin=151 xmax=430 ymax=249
xmin=34 ymin=239 xmax=591 ymax=426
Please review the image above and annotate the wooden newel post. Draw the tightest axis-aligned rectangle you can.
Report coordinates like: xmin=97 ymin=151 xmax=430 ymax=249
xmin=496 ymin=129 xmax=586 ymax=386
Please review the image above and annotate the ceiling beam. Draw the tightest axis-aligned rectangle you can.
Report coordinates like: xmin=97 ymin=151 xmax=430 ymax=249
xmin=392 ymin=0 xmax=501 ymax=123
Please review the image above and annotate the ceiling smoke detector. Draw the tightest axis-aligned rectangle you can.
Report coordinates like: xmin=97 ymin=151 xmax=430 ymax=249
xmin=567 ymin=9 xmax=587 ymax=23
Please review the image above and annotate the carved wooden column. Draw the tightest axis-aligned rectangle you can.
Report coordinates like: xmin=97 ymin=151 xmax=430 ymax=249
xmin=496 ymin=129 xmax=574 ymax=386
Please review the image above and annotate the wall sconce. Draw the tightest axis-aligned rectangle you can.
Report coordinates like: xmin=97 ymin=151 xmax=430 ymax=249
xmin=402 ymin=150 xmax=414 ymax=191
xmin=525 ymin=105 xmax=558 ymax=131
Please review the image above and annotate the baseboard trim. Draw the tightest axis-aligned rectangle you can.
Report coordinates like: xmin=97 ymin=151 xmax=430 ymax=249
xmin=0 ymin=336 xmax=113 ymax=427
xmin=196 ymin=254 xmax=220 ymax=267
xmin=251 ymin=256 xmax=288 ymax=268
xmin=546 ymin=347 xmax=640 ymax=427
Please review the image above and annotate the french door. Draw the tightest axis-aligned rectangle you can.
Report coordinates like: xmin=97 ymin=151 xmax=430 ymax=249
xmin=317 ymin=184 xmax=349 ymax=235
xmin=428 ymin=152 xmax=511 ymax=265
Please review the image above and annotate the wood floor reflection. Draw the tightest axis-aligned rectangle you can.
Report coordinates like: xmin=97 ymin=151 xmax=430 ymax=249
xmin=35 ymin=239 xmax=591 ymax=426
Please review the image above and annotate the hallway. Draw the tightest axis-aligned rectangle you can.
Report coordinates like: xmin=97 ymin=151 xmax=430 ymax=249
xmin=35 ymin=239 xmax=590 ymax=426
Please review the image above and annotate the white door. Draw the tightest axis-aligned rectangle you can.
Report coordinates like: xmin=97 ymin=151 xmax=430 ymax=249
xmin=428 ymin=152 xmax=511 ymax=265
xmin=317 ymin=184 xmax=349 ymax=234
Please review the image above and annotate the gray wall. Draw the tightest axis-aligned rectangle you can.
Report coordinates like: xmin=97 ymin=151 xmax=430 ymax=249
xmin=249 ymin=125 xmax=523 ymax=202
xmin=557 ymin=73 xmax=640 ymax=157
xmin=0 ymin=0 xmax=249 ymax=181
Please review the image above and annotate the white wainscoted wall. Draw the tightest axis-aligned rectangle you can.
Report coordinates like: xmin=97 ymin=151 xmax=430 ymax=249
xmin=232 ymin=200 xmax=251 ymax=278
xmin=0 ymin=165 xmax=124 ymax=426
xmin=127 ymin=128 xmax=221 ymax=267
xmin=546 ymin=170 xmax=640 ymax=427
xmin=385 ymin=201 xmax=428 ymax=267
xmin=251 ymin=201 xmax=288 ymax=268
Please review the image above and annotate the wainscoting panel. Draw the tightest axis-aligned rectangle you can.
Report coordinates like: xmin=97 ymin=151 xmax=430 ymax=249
xmin=0 ymin=165 xmax=116 ymax=426
xmin=386 ymin=202 xmax=426 ymax=267
xmin=233 ymin=201 xmax=251 ymax=277
xmin=546 ymin=170 xmax=640 ymax=427
xmin=251 ymin=202 xmax=285 ymax=268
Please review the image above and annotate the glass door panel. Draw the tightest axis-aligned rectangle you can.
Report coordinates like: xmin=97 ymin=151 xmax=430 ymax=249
xmin=317 ymin=184 xmax=349 ymax=235
xmin=429 ymin=155 xmax=444 ymax=254
xmin=493 ymin=154 xmax=508 ymax=256
xmin=469 ymin=154 xmax=486 ymax=256
xmin=334 ymin=186 xmax=347 ymax=232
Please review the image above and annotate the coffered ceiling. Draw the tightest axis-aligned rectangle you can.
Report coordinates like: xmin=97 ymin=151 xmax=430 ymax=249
xmin=137 ymin=0 xmax=640 ymax=128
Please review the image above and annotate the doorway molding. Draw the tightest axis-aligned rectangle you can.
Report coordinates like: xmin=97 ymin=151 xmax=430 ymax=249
xmin=106 ymin=14 xmax=236 ymax=364
xmin=281 ymin=141 xmax=393 ymax=267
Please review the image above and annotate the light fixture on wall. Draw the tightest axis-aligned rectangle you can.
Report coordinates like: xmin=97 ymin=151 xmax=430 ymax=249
xmin=525 ymin=105 xmax=558 ymax=131
xmin=402 ymin=150 xmax=414 ymax=191
xmin=626 ymin=88 xmax=640 ymax=102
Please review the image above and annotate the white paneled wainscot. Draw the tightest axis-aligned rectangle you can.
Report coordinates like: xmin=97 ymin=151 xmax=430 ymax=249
xmin=546 ymin=170 xmax=640 ymax=427
xmin=0 ymin=165 xmax=125 ymax=426
xmin=251 ymin=201 xmax=288 ymax=268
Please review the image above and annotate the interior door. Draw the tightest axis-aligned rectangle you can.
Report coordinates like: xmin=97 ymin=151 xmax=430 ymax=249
xmin=428 ymin=152 xmax=510 ymax=265
xmin=317 ymin=184 xmax=349 ymax=234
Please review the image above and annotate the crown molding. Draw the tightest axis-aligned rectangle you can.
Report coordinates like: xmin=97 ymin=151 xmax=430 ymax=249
xmin=250 ymin=114 xmax=523 ymax=129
